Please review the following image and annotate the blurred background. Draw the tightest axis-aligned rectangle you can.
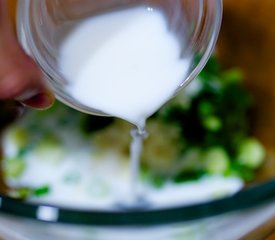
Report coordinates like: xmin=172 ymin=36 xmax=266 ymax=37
xmin=218 ymin=0 xmax=275 ymax=183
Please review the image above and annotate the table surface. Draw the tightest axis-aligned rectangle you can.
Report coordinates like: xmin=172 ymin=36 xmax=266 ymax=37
xmin=241 ymin=216 xmax=275 ymax=240
xmin=212 ymin=201 xmax=275 ymax=240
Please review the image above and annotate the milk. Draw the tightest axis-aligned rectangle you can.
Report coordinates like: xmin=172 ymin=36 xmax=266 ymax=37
xmin=59 ymin=6 xmax=190 ymax=128
xmin=59 ymin=6 xmax=190 ymax=206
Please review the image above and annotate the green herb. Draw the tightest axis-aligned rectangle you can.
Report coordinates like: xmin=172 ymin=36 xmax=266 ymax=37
xmin=32 ymin=185 xmax=50 ymax=197
xmin=151 ymin=56 xmax=265 ymax=183
xmin=174 ymin=170 xmax=206 ymax=183
xmin=203 ymin=147 xmax=230 ymax=174
xmin=237 ymin=138 xmax=265 ymax=169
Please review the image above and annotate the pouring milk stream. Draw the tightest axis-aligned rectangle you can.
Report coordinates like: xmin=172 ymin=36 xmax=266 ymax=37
xmin=59 ymin=6 xmax=190 ymax=206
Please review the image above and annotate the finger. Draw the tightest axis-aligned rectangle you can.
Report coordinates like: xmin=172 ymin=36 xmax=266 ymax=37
xmin=0 ymin=0 xmax=55 ymax=109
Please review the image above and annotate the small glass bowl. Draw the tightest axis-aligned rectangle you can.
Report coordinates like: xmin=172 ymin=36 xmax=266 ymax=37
xmin=17 ymin=0 xmax=223 ymax=116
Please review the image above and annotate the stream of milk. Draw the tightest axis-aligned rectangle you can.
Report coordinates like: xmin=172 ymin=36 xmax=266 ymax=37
xmin=59 ymin=6 xmax=190 ymax=206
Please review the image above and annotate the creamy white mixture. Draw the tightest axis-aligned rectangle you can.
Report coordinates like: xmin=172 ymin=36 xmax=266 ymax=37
xmin=3 ymin=124 xmax=243 ymax=210
xmin=59 ymin=6 xmax=190 ymax=127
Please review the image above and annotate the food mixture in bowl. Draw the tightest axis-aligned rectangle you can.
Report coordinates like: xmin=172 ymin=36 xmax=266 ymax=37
xmin=0 ymin=57 xmax=265 ymax=210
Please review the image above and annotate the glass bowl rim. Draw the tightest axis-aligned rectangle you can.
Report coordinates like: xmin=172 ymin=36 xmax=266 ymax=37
xmin=0 ymin=179 xmax=275 ymax=226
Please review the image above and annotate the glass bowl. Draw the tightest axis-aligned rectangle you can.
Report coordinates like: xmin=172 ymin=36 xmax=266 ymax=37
xmin=17 ymin=0 xmax=222 ymax=116
xmin=1 ymin=76 xmax=275 ymax=239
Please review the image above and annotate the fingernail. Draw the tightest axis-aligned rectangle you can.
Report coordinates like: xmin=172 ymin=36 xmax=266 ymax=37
xmin=21 ymin=92 xmax=55 ymax=109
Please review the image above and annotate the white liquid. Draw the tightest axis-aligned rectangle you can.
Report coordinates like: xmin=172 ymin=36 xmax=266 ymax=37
xmin=59 ymin=6 xmax=190 ymax=127
xmin=59 ymin=6 xmax=190 ymax=206
xmin=3 ymin=122 xmax=244 ymax=210
xmin=128 ymin=128 xmax=148 ymax=205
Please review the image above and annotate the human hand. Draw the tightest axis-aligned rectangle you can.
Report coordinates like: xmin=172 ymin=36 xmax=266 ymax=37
xmin=0 ymin=0 xmax=54 ymax=109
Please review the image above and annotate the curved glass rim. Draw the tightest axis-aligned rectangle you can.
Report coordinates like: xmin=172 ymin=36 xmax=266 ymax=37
xmin=0 ymin=179 xmax=275 ymax=226
xmin=179 ymin=0 xmax=223 ymax=90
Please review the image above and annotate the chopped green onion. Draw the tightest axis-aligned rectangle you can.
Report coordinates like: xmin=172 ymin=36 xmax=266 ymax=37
xmin=204 ymin=147 xmax=230 ymax=174
xmin=237 ymin=138 xmax=265 ymax=169
xmin=33 ymin=185 xmax=50 ymax=197
xmin=202 ymin=115 xmax=222 ymax=131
